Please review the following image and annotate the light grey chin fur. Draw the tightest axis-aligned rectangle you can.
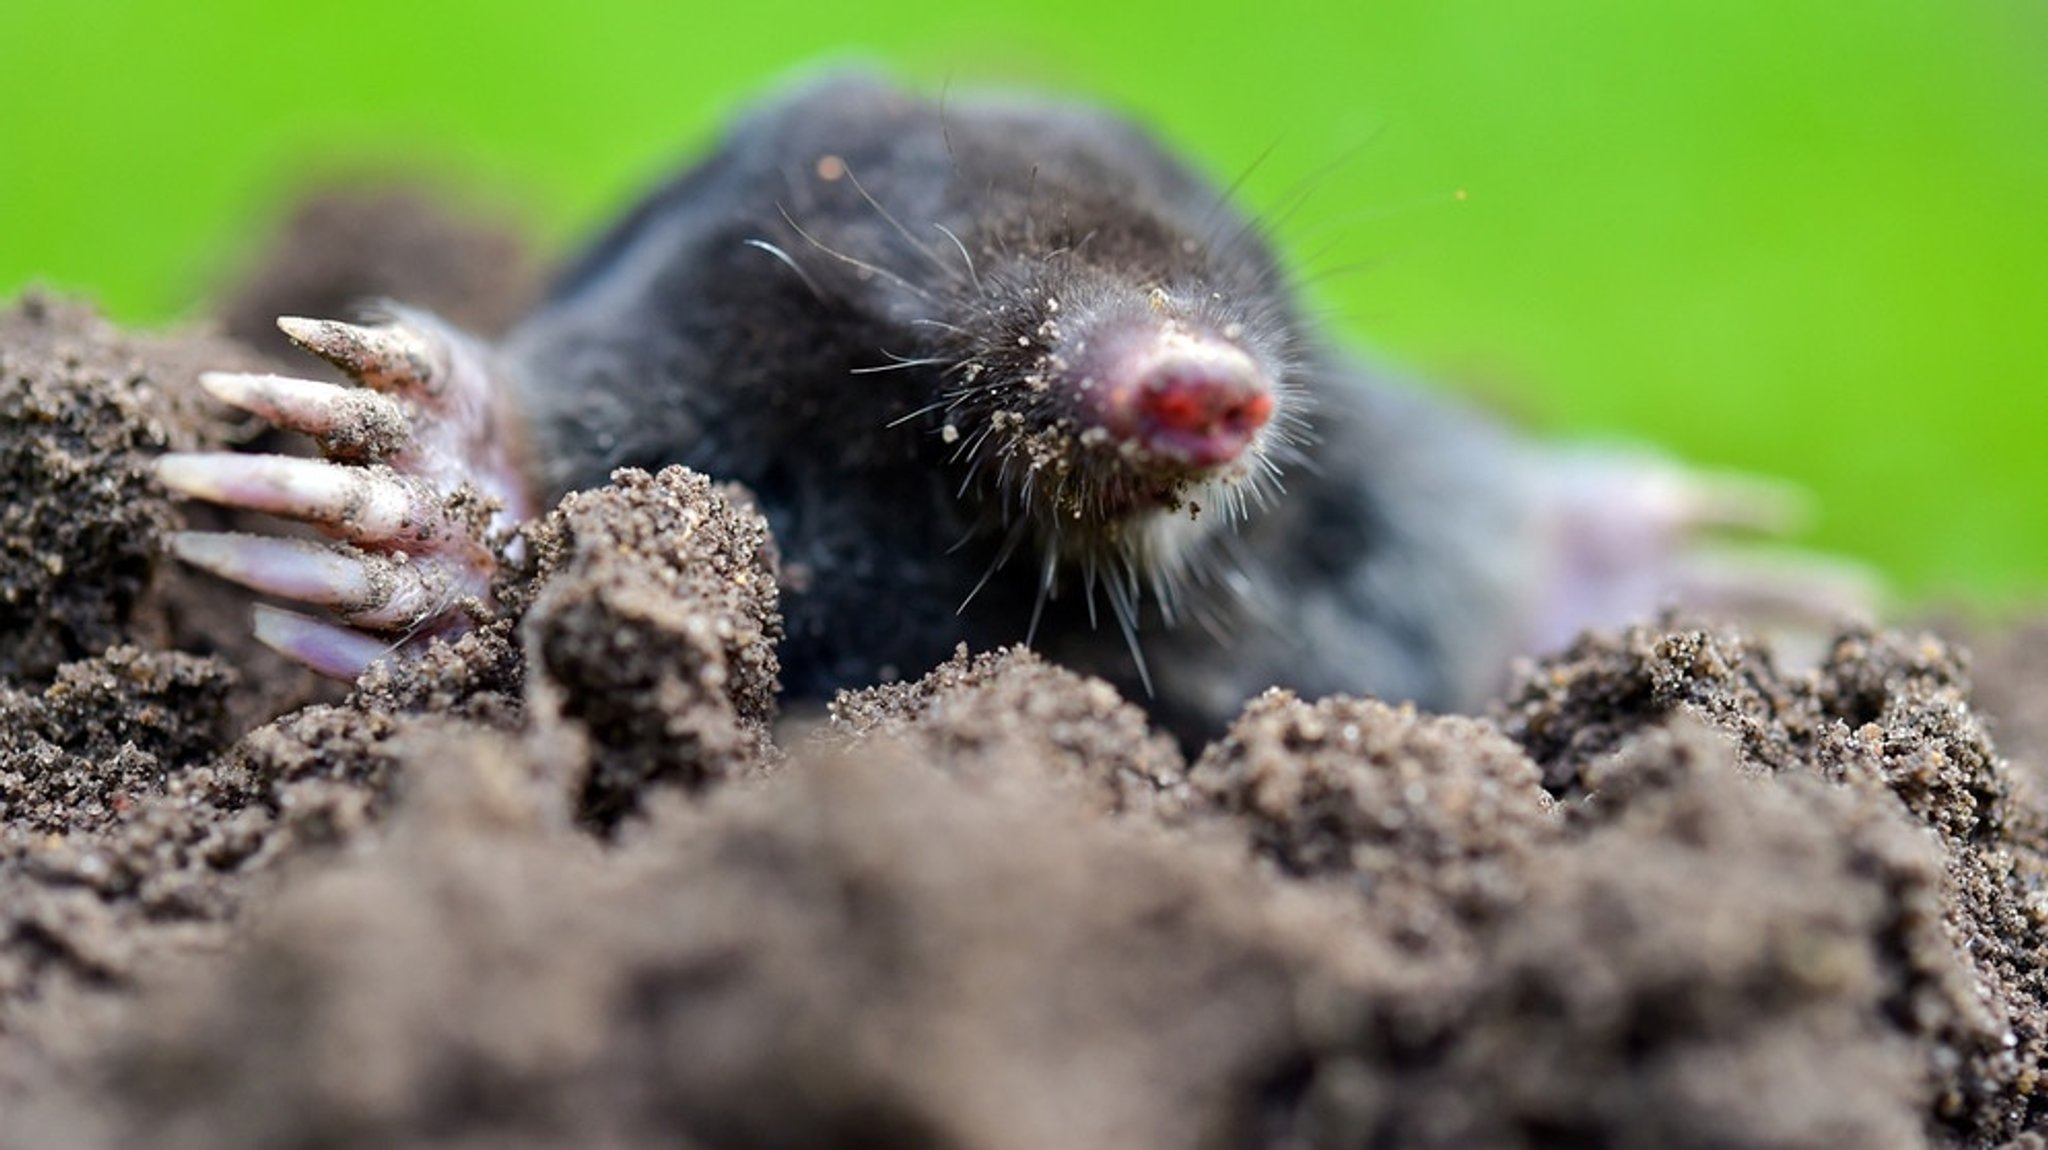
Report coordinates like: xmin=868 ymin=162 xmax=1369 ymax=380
xmin=1028 ymin=463 xmax=1261 ymax=624
xmin=1130 ymin=471 xmax=1253 ymax=568
xmin=1015 ymin=365 xmax=1294 ymax=628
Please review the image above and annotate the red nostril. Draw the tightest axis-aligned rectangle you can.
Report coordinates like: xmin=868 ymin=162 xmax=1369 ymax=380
xmin=1146 ymin=381 xmax=1206 ymax=430
xmin=1134 ymin=370 xmax=1274 ymax=466
xmin=1072 ymin=322 xmax=1276 ymax=468
xmin=1232 ymin=390 xmax=1276 ymax=431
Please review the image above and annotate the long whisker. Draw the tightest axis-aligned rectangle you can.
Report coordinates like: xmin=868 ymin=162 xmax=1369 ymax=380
xmin=958 ymin=517 xmax=1029 ymax=614
xmin=1200 ymin=135 xmax=1283 ymax=239
xmin=1034 ymin=227 xmax=1099 ymax=263
xmin=742 ymin=238 xmax=825 ymax=300
xmin=1211 ymin=128 xmax=1384 ymax=270
xmin=1147 ymin=546 xmax=1181 ymax=626
xmin=938 ymin=78 xmax=958 ymax=173
xmin=777 ymin=206 xmax=938 ymax=303
xmin=850 ymin=354 xmax=953 ymax=375
xmin=1024 ymin=547 xmax=1058 ymax=647
xmin=931 ymin=223 xmax=983 ymax=295
xmin=910 ymin=317 xmax=974 ymax=337
xmin=1104 ymin=559 xmax=1154 ymax=697
xmin=842 ymin=164 xmax=958 ymax=281
xmin=887 ymin=396 xmax=955 ymax=428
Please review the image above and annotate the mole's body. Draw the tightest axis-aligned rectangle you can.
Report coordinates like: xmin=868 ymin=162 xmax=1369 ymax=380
xmin=499 ymin=75 xmax=1538 ymax=736
xmin=159 ymin=74 xmax=1822 ymax=744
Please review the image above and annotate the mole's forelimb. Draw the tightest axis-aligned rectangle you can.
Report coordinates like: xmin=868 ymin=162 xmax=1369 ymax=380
xmin=155 ymin=309 xmax=532 ymax=677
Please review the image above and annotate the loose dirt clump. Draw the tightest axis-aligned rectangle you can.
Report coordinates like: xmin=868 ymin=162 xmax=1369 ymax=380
xmin=0 ymin=295 xmax=250 ymax=680
xmin=825 ymin=644 xmax=1190 ymax=818
xmin=1497 ymin=621 xmax=2048 ymax=1143
xmin=519 ymin=466 xmax=784 ymax=827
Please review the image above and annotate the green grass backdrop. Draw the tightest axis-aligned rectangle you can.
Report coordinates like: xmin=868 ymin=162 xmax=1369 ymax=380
xmin=2 ymin=0 xmax=2042 ymax=604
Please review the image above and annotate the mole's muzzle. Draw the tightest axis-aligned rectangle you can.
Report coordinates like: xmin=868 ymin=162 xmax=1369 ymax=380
xmin=1073 ymin=323 xmax=1275 ymax=469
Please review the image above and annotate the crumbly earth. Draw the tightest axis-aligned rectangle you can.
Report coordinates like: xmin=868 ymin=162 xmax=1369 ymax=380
xmin=1 ymin=194 xmax=2044 ymax=1149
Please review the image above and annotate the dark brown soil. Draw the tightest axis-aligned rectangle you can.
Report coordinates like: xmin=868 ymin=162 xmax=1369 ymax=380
xmin=2 ymin=193 xmax=2043 ymax=1149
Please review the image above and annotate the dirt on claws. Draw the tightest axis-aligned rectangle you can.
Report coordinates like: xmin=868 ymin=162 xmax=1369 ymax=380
xmin=155 ymin=311 xmax=530 ymax=678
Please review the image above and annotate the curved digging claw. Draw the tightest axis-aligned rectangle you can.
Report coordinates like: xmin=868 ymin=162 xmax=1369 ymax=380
xmin=158 ymin=310 xmax=532 ymax=678
xmin=251 ymin=604 xmax=412 ymax=681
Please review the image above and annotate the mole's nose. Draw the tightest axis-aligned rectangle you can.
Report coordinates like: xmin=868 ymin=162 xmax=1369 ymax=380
xmin=1084 ymin=327 xmax=1274 ymax=468
xmin=1131 ymin=360 xmax=1275 ymax=466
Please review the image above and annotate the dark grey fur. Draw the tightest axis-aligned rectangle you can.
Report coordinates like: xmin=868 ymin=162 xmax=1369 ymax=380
xmin=497 ymin=73 xmax=1541 ymax=743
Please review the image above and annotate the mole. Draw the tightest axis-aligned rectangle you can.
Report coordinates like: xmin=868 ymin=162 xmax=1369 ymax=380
xmin=153 ymin=72 xmax=1854 ymax=744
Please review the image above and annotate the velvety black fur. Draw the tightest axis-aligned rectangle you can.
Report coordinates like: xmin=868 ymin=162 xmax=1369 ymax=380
xmin=499 ymin=73 xmax=1539 ymax=743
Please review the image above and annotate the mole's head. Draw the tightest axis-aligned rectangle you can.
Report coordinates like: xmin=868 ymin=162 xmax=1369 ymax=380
xmin=901 ymin=132 xmax=1314 ymax=615
xmin=755 ymin=78 xmax=1313 ymax=623
xmin=937 ymin=270 xmax=1297 ymax=516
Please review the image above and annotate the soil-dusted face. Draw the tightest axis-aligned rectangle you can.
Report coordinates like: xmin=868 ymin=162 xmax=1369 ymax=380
xmin=889 ymin=204 xmax=1311 ymax=633
xmin=698 ymin=83 xmax=1319 ymax=650
xmin=925 ymin=269 xmax=1296 ymax=502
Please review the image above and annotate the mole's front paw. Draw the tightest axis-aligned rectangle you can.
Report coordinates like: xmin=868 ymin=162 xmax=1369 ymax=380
xmin=1533 ymin=448 xmax=1881 ymax=650
xmin=157 ymin=309 xmax=532 ymax=678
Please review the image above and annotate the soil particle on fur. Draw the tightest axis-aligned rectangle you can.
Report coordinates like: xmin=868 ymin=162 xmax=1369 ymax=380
xmin=4 ymin=226 xmax=2048 ymax=1148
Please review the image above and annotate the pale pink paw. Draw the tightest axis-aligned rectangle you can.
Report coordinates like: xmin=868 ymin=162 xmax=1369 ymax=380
xmin=158 ymin=309 xmax=531 ymax=678
xmin=1532 ymin=446 xmax=1881 ymax=651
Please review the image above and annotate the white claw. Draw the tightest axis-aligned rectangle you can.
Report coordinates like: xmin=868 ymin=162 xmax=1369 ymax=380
xmin=170 ymin=530 xmax=470 ymax=630
xmin=155 ymin=452 xmax=463 ymax=548
xmin=250 ymin=604 xmax=394 ymax=679
xmin=1550 ymin=450 xmax=1813 ymax=539
xmin=199 ymin=371 xmax=410 ymax=457
xmin=168 ymin=531 xmax=377 ymax=606
xmin=277 ymin=315 xmax=441 ymax=398
xmin=1667 ymin=470 xmax=1814 ymax=536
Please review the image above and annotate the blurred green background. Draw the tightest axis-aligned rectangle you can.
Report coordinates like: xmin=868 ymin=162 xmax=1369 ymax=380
xmin=3 ymin=0 xmax=2043 ymax=604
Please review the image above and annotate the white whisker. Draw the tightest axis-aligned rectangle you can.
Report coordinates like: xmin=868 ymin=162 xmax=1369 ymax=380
xmin=777 ymin=206 xmax=938 ymax=303
xmin=1024 ymin=548 xmax=1057 ymax=647
xmin=842 ymin=164 xmax=958 ymax=280
xmin=742 ymin=238 xmax=825 ymax=300
xmin=959 ymin=518 xmax=1029 ymax=614
xmin=932 ymin=222 xmax=983 ymax=295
